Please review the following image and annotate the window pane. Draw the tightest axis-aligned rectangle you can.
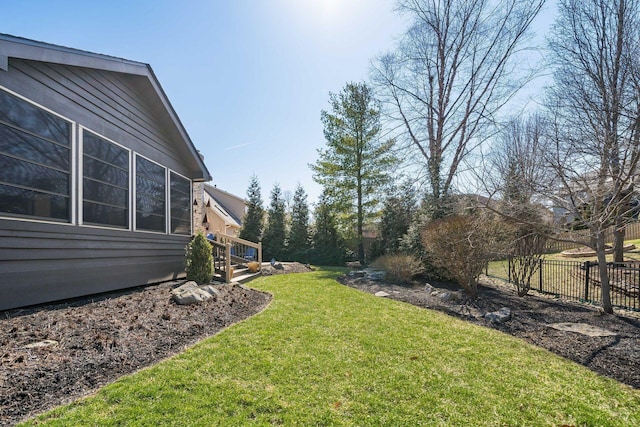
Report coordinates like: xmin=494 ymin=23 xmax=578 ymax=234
xmin=83 ymin=202 xmax=127 ymax=228
xmin=136 ymin=156 xmax=165 ymax=232
xmin=170 ymin=172 xmax=191 ymax=235
xmin=0 ymin=154 xmax=69 ymax=195
xmin=136 ymin=213 xmax=166 ymax=232
xmin=82 ymin=132 xmax=129 ymax=228
xmin=83 ymin=179 xmax=128 ymax=207
xmin=0 ymin=184 xmax=69 ymax=220
xmin=83 ymin=133 xmax=128 ymax=169
xmin=0 ymin=124 xmax=69 ymax=170
xmin=0 ymin=90 xmax=70 ymax=144
xmin=136 ymin=194 xmax=166 ymax=216
xmin=0 ymin=89 xmax=72 ymax=222
xmin=83 ymin=157 xmax=128 ymax=188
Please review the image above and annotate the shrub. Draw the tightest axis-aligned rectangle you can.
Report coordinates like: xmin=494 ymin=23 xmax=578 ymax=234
xmin=422 ymin=215 xmax=503 ymax=297
xmin=508 ymin=228 xmax=548 ymax=296
xmin=371 ymin=254 xmax=423 ymax=284
xmin=185 ymin=232 xmax=213 ymax=285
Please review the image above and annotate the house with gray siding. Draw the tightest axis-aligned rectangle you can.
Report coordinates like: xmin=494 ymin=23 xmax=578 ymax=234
xmin=0 ymin=34 xmax=211 ymax=310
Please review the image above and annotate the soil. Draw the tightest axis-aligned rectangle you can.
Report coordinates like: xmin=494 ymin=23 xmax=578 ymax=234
xmin=338 ymin=272 xmax=640 ymax=391
xmin=0 ymin=280 xmax=272 ymax=426
xmin=2 ymin=263 xmax=638 ymax=426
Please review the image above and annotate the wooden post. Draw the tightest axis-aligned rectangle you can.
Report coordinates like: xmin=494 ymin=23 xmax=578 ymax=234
xmin=225 ymin=242 xmax=232 ymax=283
xmin=258 ymin=241 xmax=263 ymax=270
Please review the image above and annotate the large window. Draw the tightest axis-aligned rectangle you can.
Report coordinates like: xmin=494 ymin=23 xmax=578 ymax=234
xmin=135 ymin=155 xmax=166 ymax=232
xmin=82 ymin=130 xmax=129 ymax=228
xmin=170 ymin=171 xmax=191 ymax=235
xmin=0 ymin=89 xmax=72 ymax=221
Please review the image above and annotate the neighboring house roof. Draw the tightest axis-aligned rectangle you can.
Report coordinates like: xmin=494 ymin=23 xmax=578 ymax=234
xmin=204 ymin=185 xmax=244 ymax=228
xmin=0 ymin=33 xmax=211 ymax=181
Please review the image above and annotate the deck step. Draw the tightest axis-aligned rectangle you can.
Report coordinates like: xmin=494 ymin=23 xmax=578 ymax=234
xmin=232 ymin=271 xmax=261 ymax=284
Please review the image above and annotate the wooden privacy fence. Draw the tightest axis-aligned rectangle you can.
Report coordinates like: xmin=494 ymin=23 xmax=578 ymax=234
xmin=547 ymin=221 xmax=640 ymax=253
xmin=507 ymin=259 xmax=640 ymax=311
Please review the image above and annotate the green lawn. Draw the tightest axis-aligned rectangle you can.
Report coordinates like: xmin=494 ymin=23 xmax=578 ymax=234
xmin=24 ymin=269 xmax=640 ymax=426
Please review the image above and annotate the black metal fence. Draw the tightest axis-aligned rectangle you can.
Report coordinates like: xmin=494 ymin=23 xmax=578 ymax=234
xmin=507 ymin=259 xmax=640 ymax=311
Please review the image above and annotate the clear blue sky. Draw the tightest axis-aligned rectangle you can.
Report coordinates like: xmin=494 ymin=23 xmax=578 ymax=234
xmin=0 ymin=0 xmax=407 ymax=205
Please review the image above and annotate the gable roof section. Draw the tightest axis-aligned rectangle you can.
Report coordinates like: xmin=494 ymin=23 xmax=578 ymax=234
xmin=0 ymin=33 xmax=211 ymax=181
xmin=204 ymin=185 xmax=244 ymax=228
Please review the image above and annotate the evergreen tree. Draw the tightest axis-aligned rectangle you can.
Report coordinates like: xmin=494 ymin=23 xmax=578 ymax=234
xmin=310 ymin=191 xmax=345 ymax=266
xmin=288 ymin=183 xmax=310 ymax=262
xmin=311 ymin=82 xmax=398 ymax=265
xmin=239 ymin=175 xmax=263 ymax=243
xmin=262 ymin=183 xmax=287 ymax=260
xmin=373 ymin=179 xmax=418 ymax=257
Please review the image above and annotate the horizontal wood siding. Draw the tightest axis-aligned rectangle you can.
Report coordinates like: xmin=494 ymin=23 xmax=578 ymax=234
xmin=1 ymin=59 xmax=192 ymax=174
xmin=0 ymin=220 xmax=189 ymax=310
xmin=0 ymin=58 xmax=196 ymax=310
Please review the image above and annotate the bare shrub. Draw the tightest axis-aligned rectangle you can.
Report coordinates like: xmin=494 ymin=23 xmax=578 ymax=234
xmin=372 ymin=254 xmax=423 ymax=284
xmin=508 ymin=228 xmax=547 ymax=296
xmin=422 ymin=215 xmax=504 ymax=297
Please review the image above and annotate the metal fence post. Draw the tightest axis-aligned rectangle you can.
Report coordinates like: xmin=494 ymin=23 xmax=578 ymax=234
xmin=539 ymin=258 xmax=543 ymax=292
xmin=583 ymin=261 xmax=590 ymax=301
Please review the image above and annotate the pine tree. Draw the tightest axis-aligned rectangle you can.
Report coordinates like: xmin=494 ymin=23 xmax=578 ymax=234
xmin=288 ymin=183 xmax=310 ymax=262
xmin=374 ymin=179 xmax=418 ymax=257
xmin=185 ymin=232 xmax=213 ymax=285
xmin=262 ymin=183 xmax=287 ymax=260
xmin=310 ymin=191 xmax=345 ymax=266
xmin=311 ymin=82 xmax=398 ymax=265
xmin=239 ymin=175 xmax=263 ymax=243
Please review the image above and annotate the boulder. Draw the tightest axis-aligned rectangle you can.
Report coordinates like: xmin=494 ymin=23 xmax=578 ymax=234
xmin=201 ymin=285 xmax=220 ymax=297
xmin=485 ymin=307 xmax=511 ymax=324
xmin=171 ymin=281 xmax=212 ymax=305
xmin=367 ymin=270 xmax=386 ymax=281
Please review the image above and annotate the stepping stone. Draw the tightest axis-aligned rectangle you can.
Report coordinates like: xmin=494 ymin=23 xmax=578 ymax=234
xmin=374 ymin=291 xmax=391 ymax=297
xmin=548 ymin=323 xmax=617 ymax=337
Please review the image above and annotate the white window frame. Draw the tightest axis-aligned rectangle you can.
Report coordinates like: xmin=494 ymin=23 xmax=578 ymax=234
xmin=133 ymin=153 xmax=168 ymax=234
xmin=78 ymin=126 xmax=132 ymax=231
xmin=168 ymin=169 xmax=193 ymax=236
xmin=0 ymin=85 xmax=76 ymax=226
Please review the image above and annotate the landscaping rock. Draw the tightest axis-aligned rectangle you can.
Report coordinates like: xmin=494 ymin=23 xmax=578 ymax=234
xmin=374 ymin=291 xmax=391 ymax=297
xmin=171 ymin=281 xmax=212 ymax=305
xmin=24 ymin=339 xmax=59 ymax=349
xmin=432 ymin=290 xmax=458 ymax=302
xmin=367 ymin=270 xmax=386 ymax=281
xmin=485 ymin=307 xmax=511 ymax=324
xmin=548 ymin=322 xmax=618 ymax=337
xmin=348 ymin=271 xmax=367 ymax=278
xmin=201 ymin=285 xmax=220 ymax=297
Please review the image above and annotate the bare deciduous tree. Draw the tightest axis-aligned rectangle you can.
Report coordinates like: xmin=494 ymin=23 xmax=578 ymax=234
xmin=372 ymin=0 xmax=545 ymax=215
xmin=545 ymin=0 xmax=640 ymax=313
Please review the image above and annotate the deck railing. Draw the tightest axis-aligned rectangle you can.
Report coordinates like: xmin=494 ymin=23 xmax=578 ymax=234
xmin=208 ymin=234 xmax=262 ymax=282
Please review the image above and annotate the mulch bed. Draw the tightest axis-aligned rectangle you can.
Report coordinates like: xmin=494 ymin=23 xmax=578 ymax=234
xmin=338 ymin=273 xmax=640 ymax=390
xmin=0 ymin=281 xmax=271 ymax=426
xmin=2 ymin=265 xmax=638 ymax=426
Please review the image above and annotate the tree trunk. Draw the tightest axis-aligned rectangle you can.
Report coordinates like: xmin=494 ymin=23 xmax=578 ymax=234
xmin=595 ymin=230 xmax=614 ymax=314
xmin=613 ymin=217 xmax=625 ymax=263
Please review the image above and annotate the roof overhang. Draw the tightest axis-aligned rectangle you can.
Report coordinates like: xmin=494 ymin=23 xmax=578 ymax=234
xmin=0 ymin=33 xmax=211 ymax=181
